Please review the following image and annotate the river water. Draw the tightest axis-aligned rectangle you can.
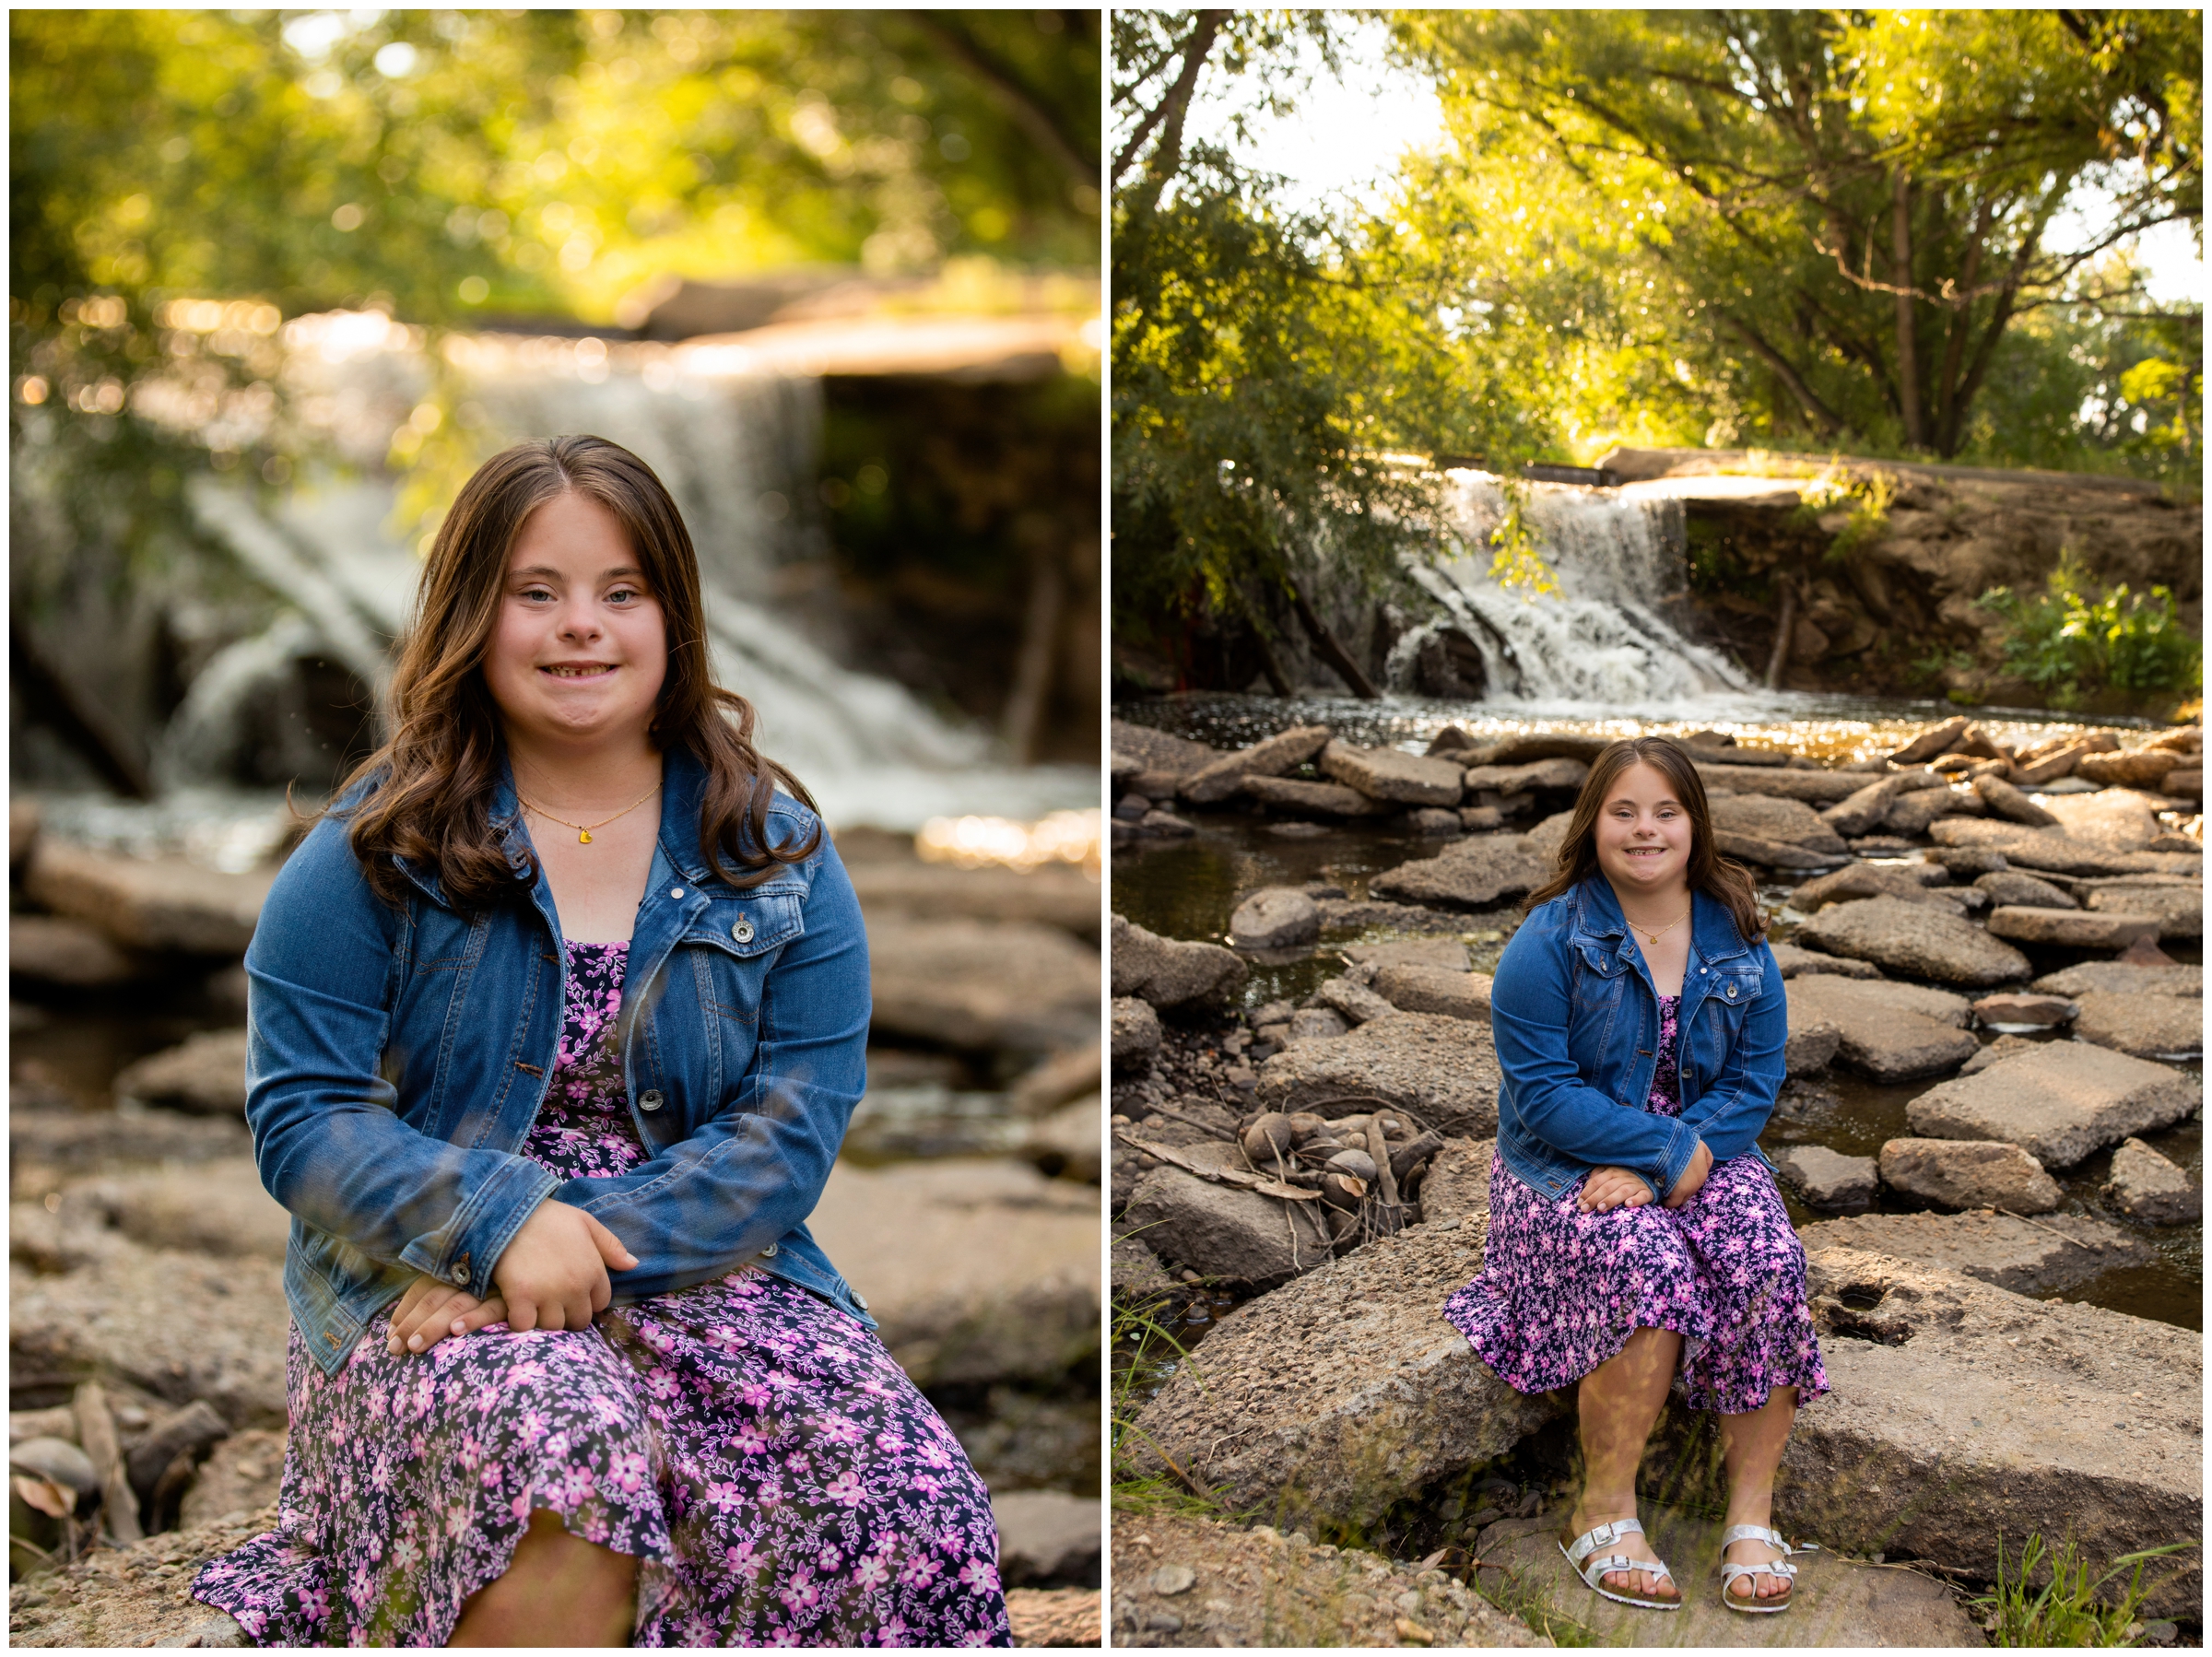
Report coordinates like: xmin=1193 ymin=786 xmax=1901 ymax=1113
xmin=1111 ymin=689 xmax=2202 ymax=1334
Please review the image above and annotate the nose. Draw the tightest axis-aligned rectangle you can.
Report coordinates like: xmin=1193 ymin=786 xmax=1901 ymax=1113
xmin=556 ymin=594 xmax=604 ymax=643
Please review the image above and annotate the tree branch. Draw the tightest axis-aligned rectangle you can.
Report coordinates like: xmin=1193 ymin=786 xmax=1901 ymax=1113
xmin=901 ymin=11 xmax=1096 ymax=194
xmin=1113 ymin=9 xmax=1225 ymax=198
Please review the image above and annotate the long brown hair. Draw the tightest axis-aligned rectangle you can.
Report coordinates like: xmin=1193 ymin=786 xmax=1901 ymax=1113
xmin=1524 ymin=735 xmax=1766 ymax=944
xmin=340 ymin=435 xmax=820 ymax=909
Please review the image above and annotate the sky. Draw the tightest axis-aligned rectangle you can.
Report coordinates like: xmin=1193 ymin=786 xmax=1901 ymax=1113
xmin=1183 ymin=19 xmax=2206 ymax=308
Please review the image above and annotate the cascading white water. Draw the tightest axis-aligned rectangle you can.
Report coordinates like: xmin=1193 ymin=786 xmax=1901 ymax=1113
xmin=1389 ymin=471 xmax=1752 ymax=706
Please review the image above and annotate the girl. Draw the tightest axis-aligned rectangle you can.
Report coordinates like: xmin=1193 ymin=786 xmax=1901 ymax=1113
xmin=193 ymin=436 xmax=1009 ymax=1645
xmin=1441 ymin=734 xmax=1826 ymax=1615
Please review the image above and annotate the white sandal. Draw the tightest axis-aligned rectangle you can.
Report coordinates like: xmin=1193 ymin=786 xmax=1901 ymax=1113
xmin=1558 ymin=1517 xmax=1681 ymax=1611
xmin=1718 ymin=1523 xmax=1807 ymax=1613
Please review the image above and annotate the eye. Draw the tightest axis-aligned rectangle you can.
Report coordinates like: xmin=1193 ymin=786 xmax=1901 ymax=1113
xmin=517 ymin=584 xmax=555 ymax=604
xmin=606 ymin=584 xmax=644 ymax=605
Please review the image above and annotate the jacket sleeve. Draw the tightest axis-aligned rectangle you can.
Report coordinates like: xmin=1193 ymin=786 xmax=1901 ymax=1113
xmin=1675 ymin=942 xmax=1787 ymax=1164
xmin=1490 ymin=917 xmax=1703 ymax=1204
xmin=244 ymin=816 xmax=559 ymax=1286
xmin=549 ymin=836 xmax=870 ymax=1301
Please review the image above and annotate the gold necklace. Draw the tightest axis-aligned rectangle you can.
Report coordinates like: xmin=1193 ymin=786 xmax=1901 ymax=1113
xmin=1627 ymin=909 xmax=1690 ymax=947
xmin=515 ymin=784 xmax=661 ymax=845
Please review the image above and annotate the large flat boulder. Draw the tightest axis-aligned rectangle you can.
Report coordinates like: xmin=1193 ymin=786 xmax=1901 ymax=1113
xmin=1770 ymin=1144 xmax=1876 ymax=1209
xmin=1709 ymin=793 xmax=1850 ymax=854
xmin=1458 ymin=757 xmax=1588 ymax=793
xmin=1110 ymin=719 xmax=1220 ymax=778
xmin=1795 ymin=1211 xmax=2148 ymax=1296
xmin=1783 ymin=975 xmax=1976 ymax=1082
xmin=848 ymin=862 xmax=1100 ymax=940
xmin=111 ymin=1028 xmax=250 ymax=1116
xmin=1119 ymin=1141 xmax=1333 ymax=1288
xmin=1121 ymin=1217 xmax=1565 ymax=1528
xmin=2030 ymin=960 xmax=2201 ymax=999
xmin=8 ymin=914 xmax=147 ymax=988
xmin=1255 ymin=1012 xmax=1503 ymax=1137
xmin=2039 ymin=786 xmax=2173 ymax=852
xmin=1789 ymin=863 xmax=1965 ymax=913
xmin=1368 ymin=834 xmax=1549 ymax=911
xmin=23 ymin=841 xmax=276 ymax=956
xmin=1794 ymin=895 xmax=2030 ymax=987
xmin=1341 ymin=938 xmax=1469 ymax=971
xmin=1110 ymin=915 xmax=1246 ymax=1011
xmin=1693 ymin=765 xmax=1865 ymax=803
xmin=1371 ymin=963 xmax=1492 ymax=1023
xmin=1973 ymin=869 xmax=2078 ymax=909
xmin=867 ymin=916 xmax=1100 ymax=1053
xmin=1768 ymin=941 xmax=1883 ymax=980
xmin=1229 ymin=887 xmax=1320 ymax=949
xmin=1177 ymin=724 xmax=1332 ymax=804
xmin=2084 ymin=881 xmax=2202 ymax=939
xmin=1985 ymin=905 xmax=2163 ymax=950
xmin=1241 ymin=776 xmax=1393 ymax=817
xmin=1926 ymin=819 xmax=2170 ymax=877
xmin=808 ymin=1158 xmax=1098 ymax=1387
xmin=2072 ymin=991 xmax=2205 ymax=1059
xmin=1904 ymin=1041 xmax=2201 ymax=1168
xmin=1414 ymin=1136 xmax=1494 ymax=1225
xmin=1876 ymin=1136 xmax=2060 ymax=1214
xmin=64 ymin=1155 xmax=290 ymax=1261
xmin=1785 ymin=1247 xmax=2200 ymax=1617
xmin=1318 ymin=740 xmax=1464 ymax=806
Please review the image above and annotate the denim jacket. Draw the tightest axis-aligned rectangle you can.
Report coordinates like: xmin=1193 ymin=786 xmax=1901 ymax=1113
xmin=1490 ymin=876 xmax=1784 ymax=1205
xmin=245 ymin=742 xmax=877 ymax=1375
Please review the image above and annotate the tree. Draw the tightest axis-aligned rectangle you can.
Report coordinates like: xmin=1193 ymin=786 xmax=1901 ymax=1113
xmin=1396 ymin=8 xmax=2201 ymax=458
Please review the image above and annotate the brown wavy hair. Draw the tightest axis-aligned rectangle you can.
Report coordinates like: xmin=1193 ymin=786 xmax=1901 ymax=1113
xmin=1524 ymin=735 xmax=1766 ymax=944
xmin=338 ymin=435 xmax=820 ymax=909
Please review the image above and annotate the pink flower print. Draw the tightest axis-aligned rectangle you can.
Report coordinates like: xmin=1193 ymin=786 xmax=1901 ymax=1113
xmin=823 ymin=1466 xmax=867 ymax=1508
xmin=390 ymin=1536 xmax=421 ymax=1572
xmin=899 ymin=1555 xmax=941 ymax=1588
xmin=818 ymin=1415 xmax=864 ymax=1447
xmin=881 ymin=1615 xmax=912 ymax=1644
xmin=724 ymin=1538 xmax=763 ymax=1577
xmin=853 ymin=1552 xmax=891 ymax=1590
xmin=517 ymin=1409 xmax=550 ymax=1444
xmin=779 ymin=1568 xmax=822 ymax=1614
xmin=510 ymin=1493 xmax=533 ymax=1522
xmin=733 ymin=1422 xmax=772 ymax=1456
xmin=737 ymin=1381 xmax=771 ymax=1410
xmin=705 ymin=1478 xmax=747 ymax=1511
xmin=444 ymin=1504 xmax=472 ymax=1539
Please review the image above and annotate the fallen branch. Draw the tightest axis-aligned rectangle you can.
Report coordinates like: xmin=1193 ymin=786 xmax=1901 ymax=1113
xmin=1115 ymin=1132 xmax=1321 ymax=1201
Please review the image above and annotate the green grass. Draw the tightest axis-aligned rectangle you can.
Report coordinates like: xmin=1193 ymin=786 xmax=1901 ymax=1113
xmin=1965 ymin=1534 xmax=2196 ymax=1648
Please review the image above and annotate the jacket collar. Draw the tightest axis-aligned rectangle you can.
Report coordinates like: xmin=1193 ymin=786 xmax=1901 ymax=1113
xmin=1572 ymin=874 xmax=1750 ymax=963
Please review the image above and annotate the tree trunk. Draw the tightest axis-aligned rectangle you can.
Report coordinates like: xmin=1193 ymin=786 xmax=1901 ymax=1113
xmin=1117 ymin=11 xmax=1226 ymax=211
xmin=1285 ymin=578 xmax=1380 ymax=699
xmin=1764 ymin=580 xmax=1796 ymax=689
xmin=999 ymin=550 xmax=1065 ymax=764
xmin=1720 ymin=313 xmax=1844 ymax=437
xmin=1892 ymin=168 xmax=1923 ymax=449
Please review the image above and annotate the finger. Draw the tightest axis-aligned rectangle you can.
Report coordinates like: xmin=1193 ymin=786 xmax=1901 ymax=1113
xmin=450 ymin=1299 xmax=509 ymax=1337
xmin=505 ymin=1293 xmax=540 ymax=1334
xmin=388 ymin=1281 xmax=438 ymax=1352
xmin=393 ymin=1287 xmax=464 ymax=1353
xmin=586 ymin=1215 xmax=640 ymax=1272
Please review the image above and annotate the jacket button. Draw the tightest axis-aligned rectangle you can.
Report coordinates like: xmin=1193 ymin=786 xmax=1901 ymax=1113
xmin=731 ymin=917 xmax=756 ymax=944
xmin=640 ymin=1089 xmax=664 ymax=1112
xmin=669 ymin=887 xmax=685 ymax=899
xmin=852 ymin=1289 xmax=869 ymax=1310
xmin=1726 ymin=983 xmax=1737 ymax=998
xmin=451 ymin=1264 xmax=468 ymax=1286
xmin=761 ymin=1241 xmax=778 ymax=1259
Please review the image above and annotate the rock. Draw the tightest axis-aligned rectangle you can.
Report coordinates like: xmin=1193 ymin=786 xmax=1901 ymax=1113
xmin=1928 ymin=819 xmax=2168 ymax=877
xmin=1789 ymin=863 xmax=1965 ymax=913
xmin=1228 ymin=887 xmax=1320 ymax=950
xmin=1691 ymin=765 xmax=1865 ymax=804
xmin=111 ymin=1030 xmax=250 ymax=1117
xmin=1783 ymin=975 xmax=1976 ymax=1082
xmin=1766 ymin=942 xmax=1883 ymax=980
xmin=1888 ymin=715 xmax=1972 ymax=764
xmin=1460 ymin=733 xmax=1615 ymax=766
xmin=1456 ymin=805 xmax=1502 ymax=832
xmin=1313 ymin=977 xmax=1394 ymax=1027
xmin=1264 ymin=820 xmax=1329 ymax=840
xmin=1973 ymin=870 xmax=2078 ymax=909
xmin=1414 ymin=1137 xmax=1494 ymax=1225
xmin=1122 ymin=1219 xmax=1564 ymax=1528
xmin=1111 ymin=997 xmax=1163 ymax=1073
xmin=1405 ymin=807 xmax=1463 ymax=837
xmin=1340 ymin=939 xmax=1469 ymax=971
xmin=1285 ymin=1007 xmax=1349 ymax=1044
xmin=1457 ymin=758 xmax=1589 ymax=793
xmin=1821 ymin=773 xmax=1923 ymax=837
xmin=848 ymin=863 xmax=1100 ymax=941
xmin=1783 ymin=1018 xmax=1841 ymax=1075
xmin=1712 ymin=830 xmax=1840 ymax=869
xmin=1109 ymin=1511 xmax=1544 ymax=1648
xmin=23 ymin=841 xmax=276 ymax=957
xmin=992 ymin=1489 xmax=1100 ymax=1588
xmin=1136 ymin=810 xmax=1195 ymax=839
xmin=1877 ymin=1137 xmax=2061 ymax=1214
xmin=1109 ymin=719 xmax=1221 ymax=779
xmin=1317 ymin=741 xmax=1465 ymax=806
xmin=1971 ymin=771 xmax=2059 ymax=827
xmin=1784 ymin=1246 xmax=2200 ymax=1616
xmin=1709 ymin=793 xmax=1850 ymax=853
xmin=1525 ymin=810 xmax=1575 ymax=863
xmin=868 ymin=917 xmax=1100 ymax=1052
xmin=1794 ymin=896 xmax=2030 ymax=987
xmin=807 ymin=1158 xmax=1098 ymax=1386
xmin=10 ymin=1231 xmax=290 ymax=1428
xmin=2160 ymin=767 xmax=2202 ymax=798
xmin=1369 ymin=834 xmax=1549 ymax=911
xmin=5 ymin=1502 xmax=276 ymax=1648
xmin=1178 ymin=725 xmax=1333 ymax=805
xmin=1971 ymin=992 xmax=2076 ymax=1028
xmin=69 ymin=1157 xmax=290 ymax=1261
xmin=1904 ymin=1042 xmax=2201 ymax=1168
xmin=177 ymin=1427 xmax=286 ymax=1533
xmin=1111 ymin=1229 xmax=1175 ymax=1300
xmin=2084 ymin=882 xmax=2202 ymax=939
xmin=2104 ymin=1138 xmax=2200 ymax=1226
xmin=1120 ymin=1144 xmax=1333 ymax=1287
xmin=1985 ymin=906 xmax=2162 ymax=950
xmin=1008 ymin=1587 xmax=1099 ymax=1646
xmin=1010 ymin=1045 xmax=1101 ymax=1117
xmin=10 ymin=1109 xmax=251 ymax=1192
xmin=1927 ymin=846 xmax=2010 ymax=877
xmin=1959 ymin=1034 xmax=2043 ymax=1075
xmin=1794 ymin=1213 xmax=2150 ymax=1296
xmin=1241 ymin=777 xmax=1392 ymax=817
xmin=1881 ymin=786 xmax=1983 ymax=837
xmin=1371 ymin=964 xmax=1492 ymax=1023
xmin=1025 ymin=1096 xmax=1101 ymax=1184
xmin=1472 ymin=1500 xmax=1983 ymax=1649
xmin=8 ymin=916 xmax=147 ymax=988
xmin=1312 ymin=898 xmax=1469 ymax=935
xmin=1769 ymin=1144 xmax=1875 ymax=1208
xmin=1256 ymin=1012 xmax=1504 ymax=1137
xmin=2076 ymin=747 xmax=2183 ymax=788
xmin=1109 ymin=916 xmax=1246 ymax=1012
xmin=2072 ymin=991 xmax=2205 ymax=1060
xmin=2031 ymin=960 xmax=2201 ymax=999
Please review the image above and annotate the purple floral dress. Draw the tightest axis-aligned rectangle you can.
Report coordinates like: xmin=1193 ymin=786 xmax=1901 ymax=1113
xmin=193 ymin=941 xmax=1010 ymax=1647
xmin=1443 ymin=993 xmax=1828 ymax=1414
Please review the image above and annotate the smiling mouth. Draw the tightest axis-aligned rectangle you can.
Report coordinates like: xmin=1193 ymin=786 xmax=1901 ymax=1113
xmin=541 ymin=663 xmax=616 ymax=679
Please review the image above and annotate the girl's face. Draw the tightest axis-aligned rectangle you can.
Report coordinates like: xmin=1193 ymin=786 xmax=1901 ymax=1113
xmin=1593 ymin=759 xmax=1694 ymax=899
xmin=482 ymin=490 xmax=667 ymax=754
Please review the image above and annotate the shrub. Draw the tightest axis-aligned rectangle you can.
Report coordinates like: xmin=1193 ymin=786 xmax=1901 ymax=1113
xmin=1974 ymin=553 xmax=2201 ymax=708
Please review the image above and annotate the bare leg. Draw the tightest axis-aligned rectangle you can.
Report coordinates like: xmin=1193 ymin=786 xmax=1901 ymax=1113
xmin=1717 ymin=1387 xmax=1799 ymax=1603
xmin=1567 ymin=1325 xmax=1681 ymax=1598
xmin=449 ymin=1508 xmax=639 ymax=1647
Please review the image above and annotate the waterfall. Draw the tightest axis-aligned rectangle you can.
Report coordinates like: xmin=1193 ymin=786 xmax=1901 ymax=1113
xmin=1391 ymin=471 xmax=1752 ymax=707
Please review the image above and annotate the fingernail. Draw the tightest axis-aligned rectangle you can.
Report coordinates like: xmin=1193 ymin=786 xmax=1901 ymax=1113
xmin=408 ymin=1334 xmax=424 ymax=1351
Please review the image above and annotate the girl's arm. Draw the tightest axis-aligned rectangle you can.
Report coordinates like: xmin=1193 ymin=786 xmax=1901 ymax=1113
xmin=544 ymin=837 xmax=870 ymax=1300
xmin=1674 ymin=944 xmax=1787 ymax=1162
xmin=1490 ymin=917 xmax=1704 ymax=1205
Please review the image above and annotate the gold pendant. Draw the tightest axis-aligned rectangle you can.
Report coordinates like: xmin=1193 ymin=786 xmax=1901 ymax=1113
xmin=579 ymin=829 xmax=593 ymax=844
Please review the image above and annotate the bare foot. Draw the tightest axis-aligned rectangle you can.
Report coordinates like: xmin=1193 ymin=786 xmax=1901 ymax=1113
xmin=1722 ymin=1532 xmax=1792 ymax=1602
xmin=1565 ymin=1508 xmax=1673 ymax=1600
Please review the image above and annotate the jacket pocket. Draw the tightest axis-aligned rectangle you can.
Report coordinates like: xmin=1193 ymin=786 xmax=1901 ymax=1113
xmin=686 ymin=888 xmax=805 ymax=961
xmin=1687 ymin=970 xmax=1761 ymax=1085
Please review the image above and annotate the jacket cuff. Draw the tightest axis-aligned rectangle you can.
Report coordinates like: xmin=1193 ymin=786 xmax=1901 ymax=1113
xmin=398 ymin=1156 xmax=559 ymax=1292
xmin=1652 ymin=1119 xmax=1699 ymax=1203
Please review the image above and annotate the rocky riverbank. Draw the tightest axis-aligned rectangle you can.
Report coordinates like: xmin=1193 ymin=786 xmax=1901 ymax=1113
xmin=1110 ymin=710 xmax=2202 ymax=1626
xmin=8 ymin=801 xmax=1102 ymax=1642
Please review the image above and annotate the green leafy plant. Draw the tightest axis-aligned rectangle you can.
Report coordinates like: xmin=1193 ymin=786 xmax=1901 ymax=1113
xmin=1487 ymin=474 xmax=1561 ymax=596
xmin=1965 ymin=1533 xmax=2195 ymax=1647
xmin=1976 ymin=553 xmax=2203 ymax=705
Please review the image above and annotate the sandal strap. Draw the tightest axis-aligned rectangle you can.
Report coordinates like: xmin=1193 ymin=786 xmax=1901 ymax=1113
xmin=1721 ymin=1524 xmax=1804 ymax=1553
xmin=1563 ymin=1517 xmax=1644 ymax=1567
xmin=1721 ymin=1557 xmax=1799 ymax=1584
